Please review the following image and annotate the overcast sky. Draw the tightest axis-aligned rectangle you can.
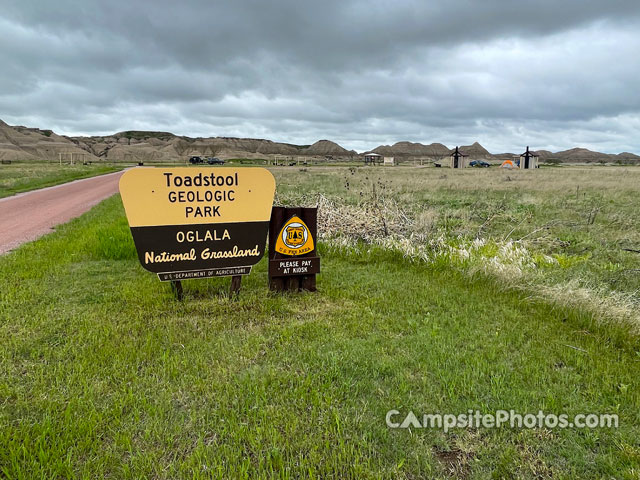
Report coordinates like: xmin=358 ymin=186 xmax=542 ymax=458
xmin=2 ymin=0 xmax=640 ymax=153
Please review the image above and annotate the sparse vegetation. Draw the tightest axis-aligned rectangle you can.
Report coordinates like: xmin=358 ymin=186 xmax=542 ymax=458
xmin=116 ymin=130 xmax=177 ymax=141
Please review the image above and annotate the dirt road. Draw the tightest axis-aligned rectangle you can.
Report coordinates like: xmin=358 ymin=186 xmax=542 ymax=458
xmin=0 ymin=170 xmax=126 ymax=255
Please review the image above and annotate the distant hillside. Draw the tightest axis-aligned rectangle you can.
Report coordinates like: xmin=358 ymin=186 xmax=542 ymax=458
xmin=67 ymin=133 xmax=356 ymax=162
xmin=303 ymin=140 xmax=356 ymax=156
xmin=0 ymin=119 xmax=96 ymax=161
xmin=458 ymin=142 xmax=491 ymax=158
xmin=617 ymin=152 xmax=640 ymax=160
xmin=535 ymin=148 xmax=640 ymax=163
xmin=553 ymin=148 xmax=607 ymax=162
xmin=372 ymin=141 xmax=494 ymax=160
xmin=0 ymin=120 xmax=359 ymax=162
xmin=0 ymin=118 xmax=638 ymax=164
xmin=372 ymin=141 xmax=450 ymax=157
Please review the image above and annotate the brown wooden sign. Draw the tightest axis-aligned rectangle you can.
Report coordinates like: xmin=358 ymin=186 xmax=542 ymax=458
xmin=268 ymin=206 xmax=320 ymax=291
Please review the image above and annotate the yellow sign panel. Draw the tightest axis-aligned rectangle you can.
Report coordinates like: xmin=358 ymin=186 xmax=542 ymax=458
xmin=118 ymin=167 xmax=276 ymax=279
xmin=275 ymin=215 xmax=314 ymax=256
xmin=119 ymin=167 xmax=275 ymax=227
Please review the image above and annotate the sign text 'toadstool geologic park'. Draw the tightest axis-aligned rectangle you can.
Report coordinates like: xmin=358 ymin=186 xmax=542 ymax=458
xmin=119 ymin=167 xmax=276 ymax=281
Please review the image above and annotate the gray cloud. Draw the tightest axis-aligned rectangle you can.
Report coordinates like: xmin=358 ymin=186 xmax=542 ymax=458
xmin=1 ymin=0 xmax=640 ymax=152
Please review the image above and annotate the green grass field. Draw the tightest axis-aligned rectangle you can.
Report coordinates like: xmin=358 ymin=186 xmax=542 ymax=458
xmin=0 ymin=162 xmax=121 ymax=198
xmin=0 ymin=166 xmax=639 ymax=478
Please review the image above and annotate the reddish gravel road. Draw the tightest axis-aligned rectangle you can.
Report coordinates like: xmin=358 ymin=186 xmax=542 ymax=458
xmin=0 ymin=170 xmax=126 ymax=254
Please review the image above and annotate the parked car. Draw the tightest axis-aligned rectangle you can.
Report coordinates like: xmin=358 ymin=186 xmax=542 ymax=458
xmin=189 ymin=156 xmax=204 ymax=164
xmin=470 ymin=160 xmax=490 ymax=168
xmin=207 ymin=157 xmax=225 ymax=165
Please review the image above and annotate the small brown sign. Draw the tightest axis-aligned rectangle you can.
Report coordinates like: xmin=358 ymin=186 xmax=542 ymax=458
xmin=268 ymin=206 xmax=320 ymax=291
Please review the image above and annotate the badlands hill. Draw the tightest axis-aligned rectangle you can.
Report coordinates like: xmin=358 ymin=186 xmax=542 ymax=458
xmin=304 ymin=140 xmax=355 ymax=156
xmin=0 ymin=119 xmax=94 ymax=161
xmin=459 ymin=142 xmax=492 ymax=158
xmin=68 ymin=132 xmax=357 ymax=162
xmin=0 ymin=119 xmax=637 ymax=164
xmin=534 ymin=147 xmax=640 ymax=163
xmin=0 ymin=120 xmax=357 ymax=162
xmin=372 ymin=141 xmax=450 ymax=157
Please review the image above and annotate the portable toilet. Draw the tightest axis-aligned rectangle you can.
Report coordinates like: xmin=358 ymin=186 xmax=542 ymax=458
xmin=450 ymin=146 xmax=468 ymax=168
xmin=519 ymin=146 xmax=539 ymax=169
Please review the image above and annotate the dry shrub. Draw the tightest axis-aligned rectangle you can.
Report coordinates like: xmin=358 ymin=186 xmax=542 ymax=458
xmin=316 ymin=194 xmax=414 ymax=241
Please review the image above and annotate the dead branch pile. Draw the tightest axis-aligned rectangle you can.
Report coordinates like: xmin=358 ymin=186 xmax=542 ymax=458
xmin=275 ymin=192 xmax=416 ymax=242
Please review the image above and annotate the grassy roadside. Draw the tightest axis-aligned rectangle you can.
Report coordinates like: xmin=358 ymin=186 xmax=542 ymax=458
xmin=0 ymin=162 xmax=122 ymax=198
xmin=0 ymin=196 xmax=639 ymax=478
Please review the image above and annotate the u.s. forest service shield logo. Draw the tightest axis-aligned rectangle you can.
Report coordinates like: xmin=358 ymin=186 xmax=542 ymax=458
xmin=286 ymin=225 xmax=305 ymax=246
xmin=275 ymin=215 xmax=314 ymax=255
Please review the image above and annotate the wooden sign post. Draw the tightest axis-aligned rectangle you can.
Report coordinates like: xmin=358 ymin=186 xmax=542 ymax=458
xmin=268 ymin=207 xmax=320 ymax=292
xmin=119 ymin=167 xmax=276 ymax=298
